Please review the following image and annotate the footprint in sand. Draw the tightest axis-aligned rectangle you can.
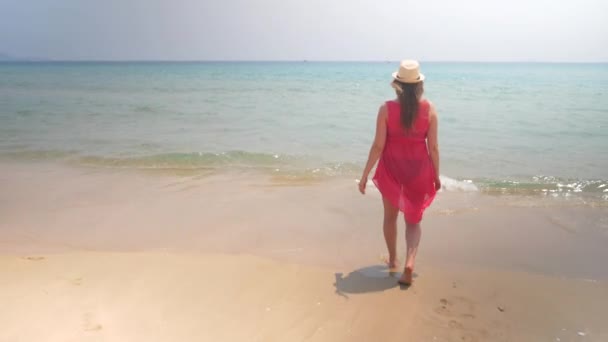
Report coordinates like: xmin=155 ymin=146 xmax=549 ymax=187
xmin=432 ymin=296 xmax=493 ymax=342
xmin=458 ymin=333 xmax=480 ymax=342
xmin=22 ymin=256 xmax=45 ymax=261
xmin=70 ymin=277 xmax=83 ymax=286
xmin=435 ymin=296 xmax=476 ymax=319
xmin=82 ymin=313 xmax=103 ymax=332
xmin=449 ymin=320 xmax=464 ymax=329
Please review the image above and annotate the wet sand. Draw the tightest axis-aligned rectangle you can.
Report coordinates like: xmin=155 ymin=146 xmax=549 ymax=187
xmin=1 ymin=162 xmax=608 ymax=341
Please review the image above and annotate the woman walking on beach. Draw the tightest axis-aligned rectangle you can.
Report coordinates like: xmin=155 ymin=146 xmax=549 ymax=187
xmin=359 ymin=60 xmax=441 ymax=286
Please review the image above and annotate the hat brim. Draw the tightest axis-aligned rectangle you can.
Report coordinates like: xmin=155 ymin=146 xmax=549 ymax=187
xmin=392 ymin=72 xmax=425 ymax=83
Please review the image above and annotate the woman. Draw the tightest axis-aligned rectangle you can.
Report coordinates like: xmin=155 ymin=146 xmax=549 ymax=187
xmin=359 ymin=60 xmax=440 ymax=286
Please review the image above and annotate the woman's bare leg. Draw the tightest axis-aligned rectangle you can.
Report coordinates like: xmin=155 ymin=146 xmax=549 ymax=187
xmin=382 ymin=197 xmax=399 ymax=269
xmin=399 ymin=221 xmax=421 ymax=285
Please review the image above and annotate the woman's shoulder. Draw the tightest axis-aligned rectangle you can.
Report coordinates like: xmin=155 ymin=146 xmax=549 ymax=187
xmin=380 ymin=100 xmax=398 ymax=113
xmin=383 ymin=99 xmax=400 ymax=112
xmin=384 ymin=99 xmax=399 ymax=107
xmin=376 ymin=102 xmax=390 ymax=121
xmin=421 ymin=98 xmax=436 ymax=114
xmin=423 ymin=99 xmax=438 ymax=122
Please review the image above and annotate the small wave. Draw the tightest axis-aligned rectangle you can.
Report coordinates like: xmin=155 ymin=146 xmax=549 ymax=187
xmin=1 ymin=149 xmax=606 ymax=202
xmin=479 ymin=177 xmax=608 ymax=195
xmin=72 ymin=151 xmax=361 ymax=180
xmin=75 ymin=151 xmax=295 ymax=169
xmin=0 ymin=148 xmax=360 ymax=178
xmin=358 ymin=175 xmax=479 ymax=193
xmin=440 ymin=176 xmax=479 ymax=192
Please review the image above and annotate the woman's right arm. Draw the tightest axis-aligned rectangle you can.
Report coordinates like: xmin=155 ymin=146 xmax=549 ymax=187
xmin=427 ymin=103 xmax=441 ymax=190
xmin=359 ymin=104 xmax=388 ymax=194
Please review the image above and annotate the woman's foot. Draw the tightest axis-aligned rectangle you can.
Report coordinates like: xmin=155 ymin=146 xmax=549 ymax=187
xmin=398 ymin=266 xmax=413 ymax=286
xmin=383 ymin=256 xmax=399 ymax=270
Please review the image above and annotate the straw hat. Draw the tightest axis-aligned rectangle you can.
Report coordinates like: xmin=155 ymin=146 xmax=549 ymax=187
xmin=392 ymin=60 xmax=425 ymax=83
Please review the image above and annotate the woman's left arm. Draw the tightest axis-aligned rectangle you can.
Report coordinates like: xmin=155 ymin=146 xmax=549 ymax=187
xmin=359 ymin=104 xmax=388 ymax=194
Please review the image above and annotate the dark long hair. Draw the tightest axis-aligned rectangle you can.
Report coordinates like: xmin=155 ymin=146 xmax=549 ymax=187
xmin=393 ymin=80 xmax=424 ymax=130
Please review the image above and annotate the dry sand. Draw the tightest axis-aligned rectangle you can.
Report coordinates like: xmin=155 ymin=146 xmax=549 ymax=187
xmin=1 ymin=162 xmax=607 ymax=341
xmin=1 ymin=252 xmax=607 ymax=342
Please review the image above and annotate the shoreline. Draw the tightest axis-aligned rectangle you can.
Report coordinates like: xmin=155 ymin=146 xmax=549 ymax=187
xmin=1 ymin=154 xmax=607 ymax=203
xmin=1 ymin=161 xmax=607 ymax=280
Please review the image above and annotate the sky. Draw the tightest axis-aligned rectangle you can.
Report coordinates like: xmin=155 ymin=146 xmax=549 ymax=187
xmin=0 ymin=0 xmax=607 ymax=62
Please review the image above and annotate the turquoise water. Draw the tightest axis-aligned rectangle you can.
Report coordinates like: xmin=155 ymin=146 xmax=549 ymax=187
xmin=1 ymin=62 xmax=607 ymax=197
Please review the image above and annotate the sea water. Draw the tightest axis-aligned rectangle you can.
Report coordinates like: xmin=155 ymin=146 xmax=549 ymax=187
xmin=1 ymin=62 xmax=607 ymax=199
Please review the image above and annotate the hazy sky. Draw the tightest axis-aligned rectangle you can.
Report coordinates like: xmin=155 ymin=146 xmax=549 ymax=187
xmin=1 ymin=0 xmax=607 ymax=61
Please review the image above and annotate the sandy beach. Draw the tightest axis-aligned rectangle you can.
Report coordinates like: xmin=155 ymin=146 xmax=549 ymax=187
xmin=2 ymin=0 xmax=607 ymax=339
xmin=2 ymin=252 xmax=607 ymax=342
xmin=1 ymin=162 xmax=607 ymax=341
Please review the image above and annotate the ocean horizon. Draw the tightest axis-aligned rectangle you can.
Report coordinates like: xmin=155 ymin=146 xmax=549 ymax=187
xmin=2 ymin=59 xmax=607 ymax=63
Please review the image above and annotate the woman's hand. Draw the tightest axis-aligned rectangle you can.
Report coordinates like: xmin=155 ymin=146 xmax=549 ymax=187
xmin=359 ymin=176 xmax=368 ymax=194
xmin=434 ymin=176 xmax=442 ymax=191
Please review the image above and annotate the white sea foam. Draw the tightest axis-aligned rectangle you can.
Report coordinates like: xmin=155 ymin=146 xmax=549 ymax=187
xmin=357 ymin=175 xmax=479 ymax=193
xmin=440 ymin=176 xmax=479 ymax=192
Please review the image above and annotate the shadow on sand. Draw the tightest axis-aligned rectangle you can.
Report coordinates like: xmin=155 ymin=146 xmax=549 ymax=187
xmin=334 ymin=265 xmax=416 ymax=298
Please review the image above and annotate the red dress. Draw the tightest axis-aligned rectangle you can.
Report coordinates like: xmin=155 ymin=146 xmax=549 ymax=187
xmin=372 ymin=99 xmax=437 ymax=224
